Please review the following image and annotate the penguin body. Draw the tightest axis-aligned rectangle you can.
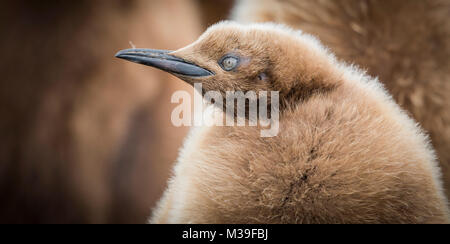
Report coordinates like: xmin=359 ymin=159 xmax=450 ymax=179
xmin=117 ymin=22 xmax=449 ymax=224
xmin=232 ymin=0 xmax=450 ymax=200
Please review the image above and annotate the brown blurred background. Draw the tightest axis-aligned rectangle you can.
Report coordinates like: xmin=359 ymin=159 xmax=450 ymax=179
xmin=0 ymin=0 xmax=233 ymax=224
xmin=2 ymin=0 xmax=449 ymax=224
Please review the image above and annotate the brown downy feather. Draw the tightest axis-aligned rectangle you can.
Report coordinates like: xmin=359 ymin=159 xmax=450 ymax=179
xmin=232 ymin=0 xmax=450 ymax=199
xmin=150 ymin=22 xmax=449 ymax=224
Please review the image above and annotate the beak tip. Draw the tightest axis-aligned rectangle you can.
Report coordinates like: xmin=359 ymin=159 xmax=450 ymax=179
xmin=115 ymin=50 xmax=126 ymax=59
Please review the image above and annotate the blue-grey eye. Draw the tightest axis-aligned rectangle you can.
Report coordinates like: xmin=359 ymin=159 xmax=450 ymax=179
xmin=220 ymin=56 xmax=239 ymax=71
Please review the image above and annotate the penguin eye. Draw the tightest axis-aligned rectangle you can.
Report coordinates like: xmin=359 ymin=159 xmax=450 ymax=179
xmin=219 ymin=56 xmax=239 ymax=71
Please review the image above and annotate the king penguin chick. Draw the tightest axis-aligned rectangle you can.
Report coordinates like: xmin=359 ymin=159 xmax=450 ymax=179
xmin=116 ymin=22 xmax=450 ymax=224
xmin=232 ymin=0 xmax=450 ymax=200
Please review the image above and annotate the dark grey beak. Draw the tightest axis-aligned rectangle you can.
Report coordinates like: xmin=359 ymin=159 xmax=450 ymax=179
xmin=115 ymin=49 xmax=213 ymax=77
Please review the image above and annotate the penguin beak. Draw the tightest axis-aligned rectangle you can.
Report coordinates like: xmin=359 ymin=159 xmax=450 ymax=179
xmin=115 ymin=49 xmax=214 ymax=77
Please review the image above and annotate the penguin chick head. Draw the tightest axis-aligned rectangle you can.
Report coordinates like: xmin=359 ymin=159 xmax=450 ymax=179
xmin=116 ymin=21 xmax=340 ymax=107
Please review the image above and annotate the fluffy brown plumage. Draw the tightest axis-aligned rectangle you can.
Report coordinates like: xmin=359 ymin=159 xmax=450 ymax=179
xmin=233 ymin=0 xmax=450 ymax=199
xmin=144 ymin=22 xmax=450 ymax=224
